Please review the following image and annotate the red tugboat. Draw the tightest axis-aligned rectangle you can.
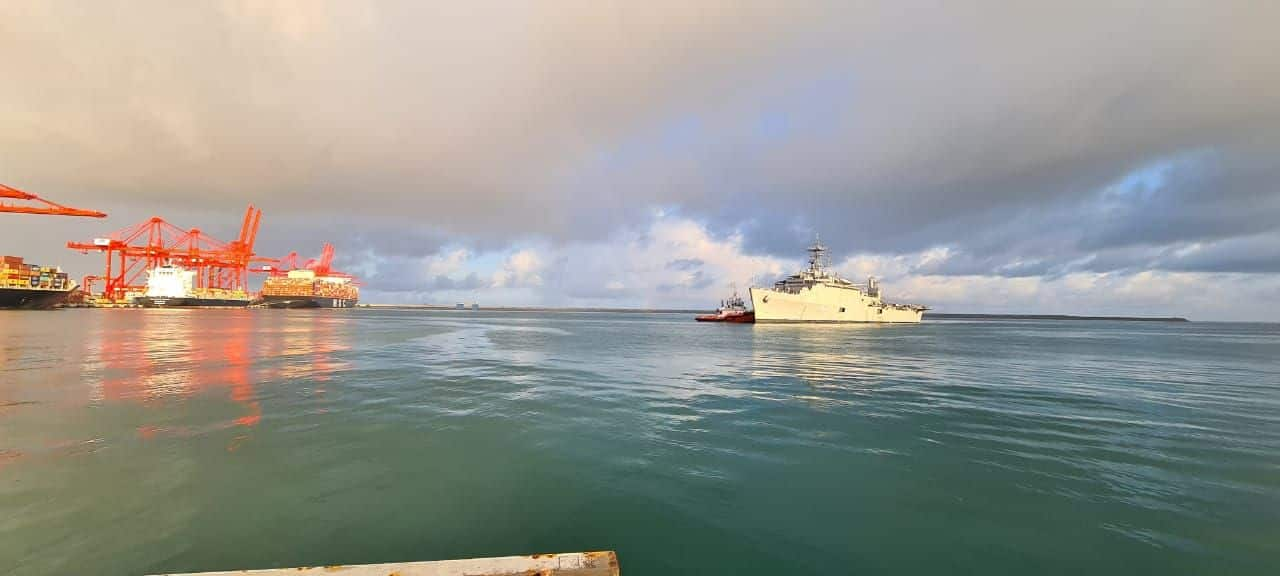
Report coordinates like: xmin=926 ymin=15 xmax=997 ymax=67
xmin=696 ymin=288 xmax=755 ymax=323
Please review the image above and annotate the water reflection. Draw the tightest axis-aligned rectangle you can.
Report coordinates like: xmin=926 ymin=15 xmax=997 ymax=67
xmin=276 ymin=314 xmax=353 ymax=381
xmin=747 ymin=323 xmax=893 ymax=393
xmin=219 ymin=312 xmax=259 ymax=427
xmin=4 ymin=312 xmax=1279 ymax=575
xmin=76 ymin=310 xmax=352 ymax=445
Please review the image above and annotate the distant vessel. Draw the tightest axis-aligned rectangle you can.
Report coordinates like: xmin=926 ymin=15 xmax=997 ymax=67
xmin=749 ymin=239 xmax=927 ymax=323
xmin=696 ymin=287 xmax=755 ymax=323
xmin=0 ymin=255 xmax=74 ymax=309
xmin=260 ymin=269 xmax=358 ymax=308
xmin=134 ymin=263 xmax=252 ymax=307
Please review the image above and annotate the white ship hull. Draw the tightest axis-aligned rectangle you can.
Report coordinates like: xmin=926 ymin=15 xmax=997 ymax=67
xmin=750 ymin=284 xmax=924 ymax=323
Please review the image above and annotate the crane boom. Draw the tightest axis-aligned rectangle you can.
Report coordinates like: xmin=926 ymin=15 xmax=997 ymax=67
xmin=0 ymin=183 xmax=106 ymax=218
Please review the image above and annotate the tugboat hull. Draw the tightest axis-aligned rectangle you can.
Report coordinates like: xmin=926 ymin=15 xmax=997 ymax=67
xmin=695 ymin=311 xmax=755 ymax=323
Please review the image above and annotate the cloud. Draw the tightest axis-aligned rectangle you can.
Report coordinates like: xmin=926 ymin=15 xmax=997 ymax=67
xmin=3 ymin=3 xmax=1276 ymax=241
xmin=427 ymin=272 xmax=486 ymax=292
xmin=423 ymin=248 xmax=470 ymax=278
xmin=361 ymin=212 xmax=788 ymax=306
xmin=666 ymin=258 xmax=704 ymax=271
xmin=491 ymin=249 xmax=544 ymax=288
xmin=355 ymin=212 xmax=1280 ymax=320
xmin=897 ymin=271 xmax=1280 ymax=321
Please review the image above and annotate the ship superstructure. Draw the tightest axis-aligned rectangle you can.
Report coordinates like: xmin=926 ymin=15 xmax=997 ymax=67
xmin=134 ymin=263 xmax=252 ymax=307
xmin=749 ymin=239 xmax=926 ymax=323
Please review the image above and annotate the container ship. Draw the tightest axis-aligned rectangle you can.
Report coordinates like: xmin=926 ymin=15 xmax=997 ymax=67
xmin=134 ymin=263 xmax=253 ymax=307
xmin=750 ymin=239 xmax=928 ymax=323
xmin=260 ymin=269 xmax=358 ymax=308
xmin=0 ymin=256 xmax=75 ymax=309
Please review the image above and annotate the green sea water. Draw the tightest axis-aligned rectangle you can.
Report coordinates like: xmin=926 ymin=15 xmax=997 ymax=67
xmin=1 ymin=310 xmax=1278 ymax=574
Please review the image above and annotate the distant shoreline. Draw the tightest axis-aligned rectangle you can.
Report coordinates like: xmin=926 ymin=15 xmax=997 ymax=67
xmin=924 ymin=313 xmax=1189 ymax=322
xmin=360 ymin=304 xmax=1189 ymax=322
xmin=361 ymin=304 xmax=706 ymax=314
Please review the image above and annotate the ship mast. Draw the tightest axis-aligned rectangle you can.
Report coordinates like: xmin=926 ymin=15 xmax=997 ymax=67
xmin=806 ymin=235 xmax=830 ymax=276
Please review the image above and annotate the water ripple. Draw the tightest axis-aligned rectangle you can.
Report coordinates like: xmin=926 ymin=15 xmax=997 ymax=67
xmin=1 ymin=311 xmax=1278 ymax=575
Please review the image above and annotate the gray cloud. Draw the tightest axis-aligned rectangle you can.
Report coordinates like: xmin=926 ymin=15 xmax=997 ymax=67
xmin=657 ymin=268 xmax=713 ymax=293
xmin=1154 ymin=233 xmax=1280 ymax=275
xmin=423 ymin=273 xmax=486 ymax=292
xmin=1079 ymin=152 xmax=1280 ymax=251
xmin=666 ymin=258 xmax=704 ymax=271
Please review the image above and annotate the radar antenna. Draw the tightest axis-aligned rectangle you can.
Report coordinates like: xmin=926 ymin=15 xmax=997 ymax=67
xmin=806 ymin=233 xmax=830 ymax=274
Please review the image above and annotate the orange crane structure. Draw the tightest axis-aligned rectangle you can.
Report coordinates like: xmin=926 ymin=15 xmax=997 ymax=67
xmin=0 ymin=183 xmax=106 ymax=218
xmin=265 ymin=242 xmax=353 ymax=279
xmin=68 ymin=205 xmax=269 ymax=301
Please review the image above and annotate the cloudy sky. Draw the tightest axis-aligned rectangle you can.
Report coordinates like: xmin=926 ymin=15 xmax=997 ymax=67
xmin=2 ymin=1 xmax=1279 ymax=319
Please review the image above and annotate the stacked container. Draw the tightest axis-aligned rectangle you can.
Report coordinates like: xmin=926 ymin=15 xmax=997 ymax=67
xmin=191 ymin=288 xmax=251 ymax=301
xmin=1 ymin=256 xmax=69 ymax=291
xmin=262 ymin=273 xmax=358 ymax=301
xmin=316 ymin=278 xmax=358 ymax=301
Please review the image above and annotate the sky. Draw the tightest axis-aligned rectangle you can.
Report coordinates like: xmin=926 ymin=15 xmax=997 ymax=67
xmin=2 ymin=1 xmax=1279 ymax=320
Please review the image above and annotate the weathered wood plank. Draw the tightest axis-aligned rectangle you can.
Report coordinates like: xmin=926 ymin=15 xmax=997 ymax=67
xmin=149 ymin=551 xmax=619 ymax=576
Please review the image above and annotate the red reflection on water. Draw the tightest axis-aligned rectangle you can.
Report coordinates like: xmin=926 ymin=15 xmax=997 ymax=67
xmin=94 ymin=313 xmax=158 ymax=402
xmin=86 ymin=311 xmax=351 ymax=447
xmin=214 ymin=312 xmax=260 ymax=428
xmin=87 ymin=312 xmax=258 ymax=449
xmin=0 ymin=449 xmax=23 ymax=472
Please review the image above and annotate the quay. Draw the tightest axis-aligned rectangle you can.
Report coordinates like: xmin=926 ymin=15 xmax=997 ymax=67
xmin=149 ymin=551 xmax=620 ymax=576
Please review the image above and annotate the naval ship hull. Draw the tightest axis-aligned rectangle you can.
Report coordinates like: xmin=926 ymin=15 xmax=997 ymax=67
xmin=135 ymin=296 xmax=251 ymax=308
xmin=0 ymin=287 xmax=73 ymax=309
xmin=750 ymin=285 xmax=924 ymax=323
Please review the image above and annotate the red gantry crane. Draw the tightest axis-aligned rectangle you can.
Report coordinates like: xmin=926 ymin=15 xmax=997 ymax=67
xmin=0 ymin=183 xmax=106 ymax=217
xmin=68 ymin=205 xmax=267 ymax=301
xmin=266 ymin=242 xmax=349 ymax=278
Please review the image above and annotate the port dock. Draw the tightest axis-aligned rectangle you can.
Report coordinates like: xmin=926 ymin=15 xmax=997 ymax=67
xmin=149 ymin=551 xmax=620 ymax=576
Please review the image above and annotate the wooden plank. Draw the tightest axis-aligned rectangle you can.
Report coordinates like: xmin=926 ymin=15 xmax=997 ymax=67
xmin=150 ymin=551 xmax=620 ymax=576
